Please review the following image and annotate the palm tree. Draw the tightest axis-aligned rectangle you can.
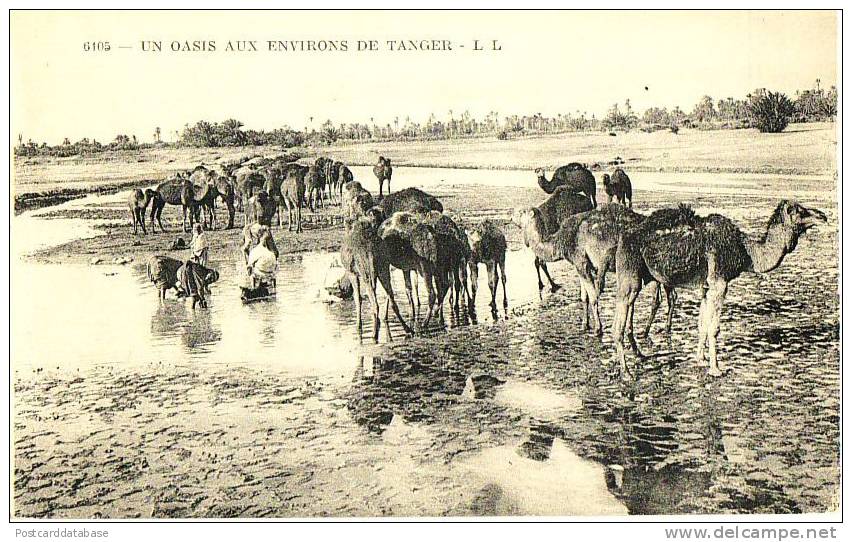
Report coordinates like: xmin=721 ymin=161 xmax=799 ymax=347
xmin=154 ymin=126 xmax=161 ymax=143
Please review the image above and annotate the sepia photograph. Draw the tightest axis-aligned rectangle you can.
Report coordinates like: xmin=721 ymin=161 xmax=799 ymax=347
xmin=8 ymin=9 xmax=841 ymax=522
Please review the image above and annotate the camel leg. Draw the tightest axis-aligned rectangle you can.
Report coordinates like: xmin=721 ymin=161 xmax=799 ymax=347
xmin=578 ymin=276 xmax=592 ymax=331
xmin=226 ymin=197 xmax=235 ymax=229
xmin=130 ymin=208 xmax=137 ymax=235
xmin=459 ymin=260 xmax=471 ymax=310
xmin=378 ymin=265 xmax=413 ymax=337
xmin=296 ymin=205 xmax=302 ymax=233
xmin=706 ymin=281 xmax=728 ymax=377
xmin=149 ymin=204 xmax=157 ymax=233
xmin=498 ymin=257 xmax=508 ymax=310
xmin=156 ymin=204 xmax=166 ymax=233
xmin=436 ymin=273 xmax=450 ymax=326
xmin=363 ymin=275 xmax=381 ymax=343
xmin=350 ymin=271 xmax=363 ymax=342
xmin=540 ymin=261 xmax=561 ymax=292
xmin=468 ymin=262 xmax=479 ymax=307
xmin=665 ymin=287 xmax=678 ymax=335
xmin=612 ymin=275 xmax=640 ymax=377
xmin=403 ymin=271 xmax=416 ymax=328
xmin=696 ymin=286 xmax=710 ymax=365
xmin=139 ymin=209 xmax=148 ymax=235
xmin=486 ymin=260 xmax=498 ymax=310
xmin=534 ymin=258 xmax=545 ymax=294
xmin=420 ymin=271 xmax=437 ymax=330
xmin=642 ymin=282 xmax=662 ymax=338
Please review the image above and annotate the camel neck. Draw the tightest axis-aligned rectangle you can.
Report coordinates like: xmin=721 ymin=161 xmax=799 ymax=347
xmin=523 ymin=218 xmax=561 ymax=262
xmin=745 ymin=224 xmax=796 ymax=273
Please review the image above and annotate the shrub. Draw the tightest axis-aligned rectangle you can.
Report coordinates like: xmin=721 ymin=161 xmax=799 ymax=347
xmin=751 ymin=91 xmax=795 ymax=133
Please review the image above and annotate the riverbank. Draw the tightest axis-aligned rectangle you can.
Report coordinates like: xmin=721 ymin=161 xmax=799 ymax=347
xmin=13 ymin=122 xmax=837 ymax=211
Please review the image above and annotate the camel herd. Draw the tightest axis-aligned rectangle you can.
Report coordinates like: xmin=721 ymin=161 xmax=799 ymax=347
xmin=136 ymin=155 xmax=827 ymax=378
xmin=340 ymin=161 xmax=826 ymax=378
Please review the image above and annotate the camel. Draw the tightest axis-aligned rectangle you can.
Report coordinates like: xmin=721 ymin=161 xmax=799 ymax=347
xmin=339 ymin=164 xmax=354 ymax=201
xmin=343 ymin=181 xmax=375 ymax=220
xmin=246 ymin=190 xmax=277 ymax=227
xmin=603 ymin=168 xmax=633 ymax=207
xmin=329 ymin=160 xmax=347 ymax=203
xmin=611 ymin=200 xmax=827 ymax=377
xmin=128 ymin=188 xmax=157 ymax=235
xmin=150 ymin=174 xmax=197 ymax=232
xmin=262 ymin=162 xmax=307 ymax=225
xmin=305 ymin=164 xmax=326 ymax=211
xmin=341 ymin=212 xmax=413 ymax=342
xmin=467 ymin=219 xmax=508 ymax=311
xmin=235 ymin=169 xmax=266 ymax=216
xmin=280 ymin=164 xmax=308 ymax=233
xmin=146 ymin=255 xmax=184 ymax=299
xmin=188 ymin=166 xmax=225 ymax=230
xmin=378 ymin=187 xmax=443 ymax=217
xmin=513 ymin=203 xmax=672 ymax=337
xmin=512 ymin=185 xmax=594 ymax=293
xmin=535 ymin=164 xmax=597 ymax=207
xmin=421 ymin=210 xmax=471 ymax=321
xmin=379 ymin=211 xmax=445 ymax=330
xmin=373 ymin=156 xmax=393 ymax=197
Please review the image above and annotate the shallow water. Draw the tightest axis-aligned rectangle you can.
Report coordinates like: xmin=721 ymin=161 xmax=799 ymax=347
xmin=13 ymin=249 xmax=549 ymax=377
xmin=12 ymin=167 xmax=840 ymax=517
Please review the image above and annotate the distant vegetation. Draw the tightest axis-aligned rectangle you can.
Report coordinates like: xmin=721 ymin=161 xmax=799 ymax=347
xmin=14 ymin=80 xmax=836 ymax=157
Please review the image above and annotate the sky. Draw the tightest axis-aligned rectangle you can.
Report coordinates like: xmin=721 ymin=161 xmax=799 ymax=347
xmin=11 ymin=10 xmax=839 ymax=144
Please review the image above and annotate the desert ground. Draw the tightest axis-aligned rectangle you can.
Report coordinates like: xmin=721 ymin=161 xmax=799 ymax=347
xmin=12 ymin=124 xmax=839 ymax=517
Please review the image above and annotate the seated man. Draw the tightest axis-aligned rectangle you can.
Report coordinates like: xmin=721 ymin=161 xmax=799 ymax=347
xmin=246 ymin=241 xmax=278 ymax=291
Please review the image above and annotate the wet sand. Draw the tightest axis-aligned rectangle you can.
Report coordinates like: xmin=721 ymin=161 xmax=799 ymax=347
xmin=13 ymin=172 xmax=839 ymax=517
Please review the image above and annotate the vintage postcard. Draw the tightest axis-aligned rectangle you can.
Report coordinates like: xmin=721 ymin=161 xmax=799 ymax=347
xmin=9 ymin=9 xmax=840 ymax=521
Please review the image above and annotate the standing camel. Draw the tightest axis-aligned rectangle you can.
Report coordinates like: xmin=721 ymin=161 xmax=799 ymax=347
xmin=467 ymin=219 xmax=508 ymax=312
xmin=341 ymin=212 xmax=413 ymax=342
xmin=422 ymin=211 xmax=471 ymax=320
xmin=128 ymin=188 xmax=157 ymax=235
xmin=305 ymin=164 xmax=326 ymax=211
xmin=513 ymin=203 xmax=672 ymax=337
xmin=379 ymin=211 xmax=444 ymax=330
xmin=611 ymin=200 xmax=827 ymax=377
xmin=535 ymin=164 xmax=597 ymax=207
xmin=373 ymin=156 xmax=393 ymax=197
xmin=280 ymin=164 xmax=308 ymax=233
xmin=150 ymin=174 xmax=197 ymax=232
xmin=338 ymin=164 xmax=354 ymax=202
xmin=603 ymin=168 xmax=633 ymax=207
xmin=512 ymin=185 xmax=594 ymax=294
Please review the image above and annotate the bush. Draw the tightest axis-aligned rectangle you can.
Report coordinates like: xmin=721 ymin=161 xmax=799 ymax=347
xmin=497 ymin=131 xmax=509 ymax=140
xmin=751 ymin=91 xmax=795 ymax=133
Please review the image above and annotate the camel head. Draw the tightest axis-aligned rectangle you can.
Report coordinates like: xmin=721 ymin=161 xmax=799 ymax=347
xmin=602 ymin=174 xmax=611 ymax=187
xmin=511 ymin=206 xmax=536 ymax=229
xmin=467 ymin=228 xmax=482 ymax=253
xmin=364 ymin=206 xmax=386 ymax=227
xmin=534 ymin=167 xmax=546 ymax=180
xmin=768 ymin=200 xmax=827 ymax=237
